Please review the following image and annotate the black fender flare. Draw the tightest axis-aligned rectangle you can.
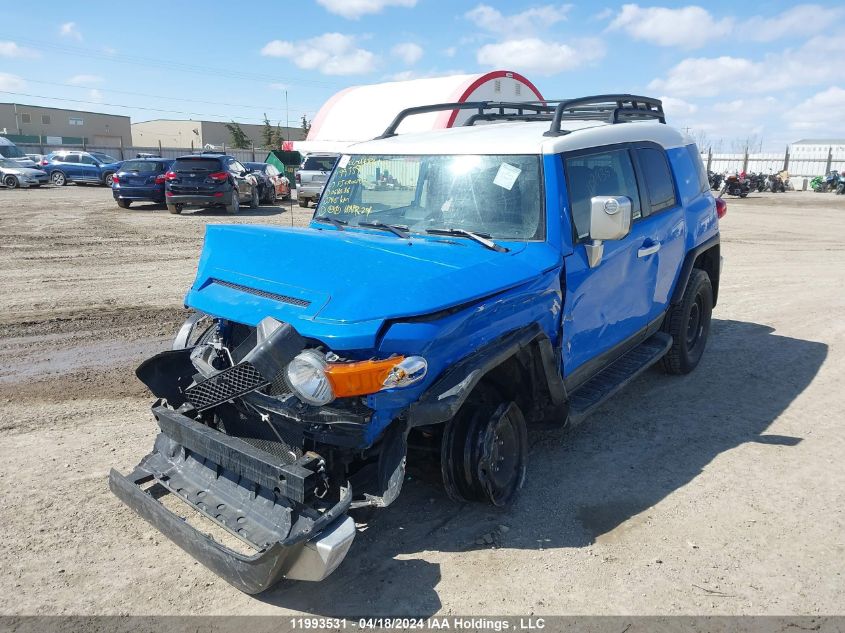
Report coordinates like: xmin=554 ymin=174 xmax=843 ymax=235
xmin=671 ymin=234 xmax=720 ymax=307
xmin=407 ymin=323 xmax=566 ymax=428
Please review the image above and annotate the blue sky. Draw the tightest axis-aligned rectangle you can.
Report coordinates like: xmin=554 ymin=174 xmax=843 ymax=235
xmin=1 ymin=0 xmax=843 ymax=149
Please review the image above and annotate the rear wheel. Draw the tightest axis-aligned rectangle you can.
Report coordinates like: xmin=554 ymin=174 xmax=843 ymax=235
xmin=167 ymin=203 xmax=183 ymax=215
xmin=117 ymin=199 xmax=131 ymax=209
xmin=662 ymin=269 xmax=713 ymax=375
xmin=226 ymin=192 xmax=240 ymax=214
xmin=249 ymin=186 xmax=259 ymax=209
xmin=265 ymin=185 xmax=277 ymax=205
xmin=51 ymin=171 xmax=67 ymax=186
xmin=441 ymin=388 xmax=528 ymax=507
xmin=3 ymin=174 xmax=18 ymax=189
xmin=298 ymin=197 xmax=309 ymax=208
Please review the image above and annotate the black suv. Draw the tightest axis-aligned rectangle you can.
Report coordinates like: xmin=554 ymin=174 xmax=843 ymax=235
xmin=164 ymin=154 xmax=259 ymax=215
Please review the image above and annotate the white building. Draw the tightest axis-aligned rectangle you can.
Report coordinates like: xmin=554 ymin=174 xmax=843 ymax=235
xmin=298 ymin=71 xmax=544 ymax=154
xmin=788 ymin=139 xmax=845 ymax=178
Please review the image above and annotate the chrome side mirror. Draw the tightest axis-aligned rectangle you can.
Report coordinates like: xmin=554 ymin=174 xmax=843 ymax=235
xmin=585 ymin=196 xmax=632 ymax=268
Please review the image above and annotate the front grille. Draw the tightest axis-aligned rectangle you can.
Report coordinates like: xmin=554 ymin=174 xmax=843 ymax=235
xmin=185 ymin=362 xmax=269 ymax=411
xmin=212 ymin=279 xmax=311 ymax=308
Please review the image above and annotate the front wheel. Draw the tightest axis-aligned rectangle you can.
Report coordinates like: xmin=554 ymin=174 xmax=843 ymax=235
xmin=3 ymin=174 xmax=18 ymax=189
xmin=298 ymin=197 xmax=309 ymax=208
xmin=51 ymin=171 xmax=67 ymax=186
xmin=226 ymin=192 xmax=240 ymax=214
xmin=249 ymin=187 xmax=259 ymax=209
xmin=441 ymin=390 xmax=528 ymax=507
xmin=167 ymin=203 xmax=183 ymax=215
xmin=662 ymin=269 xmax=713 ymax=375
xmin=265 ymin=185 xmax=277 ymax=205
xmin=104 ymin=173 xmax=115 ymax=187
xmin=117 ymin=199 xmax=131 ymax=209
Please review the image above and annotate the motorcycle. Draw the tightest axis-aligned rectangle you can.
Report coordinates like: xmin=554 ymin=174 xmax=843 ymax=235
xmin=813 ymin=170 xmax=842 ymax=192
xmin=765 ymin=172 xmax=786 ymax=193
xmin=747 ymin=172 xmax=767 ymax=192
xmin=708 ymin=171 xmax=723 ymax=191
xmin=720 ymin=173 xmax=750 ymax=197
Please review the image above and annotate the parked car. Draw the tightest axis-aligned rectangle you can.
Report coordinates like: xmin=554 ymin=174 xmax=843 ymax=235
xmin=111 ymin=95 xmax=725 ymax=593
xmin=42 ymin=150 xmax=122 ymax=186
xmin=164 ymin=153 xmax=259 ymax=215
xmin=112 ymin=158 xmax=175 ymax=208
xmin=244 ymin=161 xmax=291 ymax=203
xmin=0 ymin=157 xmax=48 ymax=188
xmin=295 ymin=153 xmax=339 ymax=207
xmin=0 ymin=137 xmax=39 ymax=168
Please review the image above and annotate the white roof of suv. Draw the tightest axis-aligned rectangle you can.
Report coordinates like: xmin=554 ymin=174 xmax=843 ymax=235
xmin=347 ymin=119 xmax=691 ymax=156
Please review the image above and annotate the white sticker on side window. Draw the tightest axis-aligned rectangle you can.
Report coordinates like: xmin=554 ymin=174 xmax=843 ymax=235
xmin=493 ymin=162 xmax=521 ymax=190
xmin=338 ymin=155 xmax=351 ymax=169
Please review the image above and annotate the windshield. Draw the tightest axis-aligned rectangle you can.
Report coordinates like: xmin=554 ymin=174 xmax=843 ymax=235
xmin=172 ymin=158 xmax=221 ymax=172
xmin=317 ymin=154 xmax=543 ymax=241
xmin=303 ymin=155 xmax=338 ymax=171
xmin=120 ymin=160 xmax=164 ymax=173
xmin=91 ymin=152 xmax=118 ymax=163
xmin=0 ymin=144 xmax=26 ymax=159
xmin=0 ymin=158 xmax=20 ymax=168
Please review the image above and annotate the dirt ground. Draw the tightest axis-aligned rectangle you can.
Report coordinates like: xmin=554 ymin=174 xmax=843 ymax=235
xmin=0 ymin=184 xmax=843 ymax=617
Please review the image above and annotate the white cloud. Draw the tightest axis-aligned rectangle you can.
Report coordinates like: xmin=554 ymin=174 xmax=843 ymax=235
xmin=59 ymin=22 xmax=82 ymax=41
xmin=743 ymin=4 xmax=845 ymax=42
xmin=316 ymin=0 xmax=416 ymax=19
xmin=477 ymin=37 xmax=605 ymax=75
xmin=592 ymin=8 xmax=614 ymax=20
xmin=649 ymin=35 xmax=845 ymax=97
xmin=67 ymin=74 xmax=104 ymax=86
xmin=443 ymin=46 xmax=457 ymax=57
xmin=261 ymin=33 xmax=377 ymax=75
xmin=608 ymin=4 xmax=731 ymax=49
xmin=0 ymin=72 xmax=26 ymax=91
xmin=466 ymin=4 xmax=572 ymax=37
xmin=786 ymin=87 xmax=845 ymax=131
xmin=384 ymin=68 xmax=467 ymax=81
xmin=88 ymin=89 xmax=104 ymax=103
xmin=391 ymin=42 xmax=423 ymax=65
xmin=0 ymin=41 xmax=39 ymax=58
xmin=659 ymin=96 xmax=698 ymax=117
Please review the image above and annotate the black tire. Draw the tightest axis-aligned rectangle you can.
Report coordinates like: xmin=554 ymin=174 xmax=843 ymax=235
xmin=265 ymin=185 xmax=277 ymax=205
xmin=226 ymin=191 xmax=240 ymax=214
xmin=837 ymin=184 xmax=845 ymax=195
xmin=51 ymin=171 xmax=67 ymax=186
xmin=441 ymin=388 xmax=528 ymax=507
xmin=298 ymin=197 xmax=309 ymax=208
xmin=167 ymin=204 xmax=182 ymax=215
xmin=3 ymin=174 xmax=18 ymax=189
xmin=104 ymin=173 xmax=115 ymax=187
xmin=662 ymin=269 xmax=713 ymax=375
xmin=117 ymin=199 xmax=131 ymax=209
xmin=249 ymin=186 xmax=259 ymax=209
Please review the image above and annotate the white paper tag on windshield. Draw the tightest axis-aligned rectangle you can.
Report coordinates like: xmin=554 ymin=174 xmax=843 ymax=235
xmin=493 ymin=163 xmax=521 ymax=190
xmin=338 ymin=155 xmax=351 ymax=169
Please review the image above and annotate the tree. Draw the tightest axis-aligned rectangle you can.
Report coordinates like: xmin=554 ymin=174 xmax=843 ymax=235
xmin=272 ymin=123 xmax=285 ymax=147
xmin=224 ymin=121 xmax=251 ymax=149
xmin=301 ymin=114 xmax=311 ymax=137
xmin=261 ymin=113 xmax=274 ymax=148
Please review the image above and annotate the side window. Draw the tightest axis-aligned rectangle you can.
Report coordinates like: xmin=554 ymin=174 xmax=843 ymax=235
xmin=62 ymin=155 xmax=79 ymax=164
xmin=229 ymin=160 xmax=245 ymax=173
xmin=564 ymin=149 xmax=641 ymax=240
xmin=80 ymin=155 xmax=97 ymax=165
xmin=637 ymin=148 xmax=677 ymax=214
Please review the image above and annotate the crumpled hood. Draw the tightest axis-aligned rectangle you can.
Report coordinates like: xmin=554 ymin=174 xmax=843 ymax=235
xmin=185 ymin=225 xmax=559 ymax=350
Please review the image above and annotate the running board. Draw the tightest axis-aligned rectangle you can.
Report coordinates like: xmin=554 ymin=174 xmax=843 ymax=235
xmin=568 ymin=332 xmax=672 ymax=424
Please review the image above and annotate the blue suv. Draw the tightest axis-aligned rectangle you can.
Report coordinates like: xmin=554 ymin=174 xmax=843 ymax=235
xmin=111 ymin=95 xmax=725 ymax=593
xmin=43 ymin=150 xmax=122 ymax=186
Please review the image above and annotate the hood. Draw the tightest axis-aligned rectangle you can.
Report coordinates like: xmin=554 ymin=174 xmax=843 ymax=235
xmin=185 ymin=225 xmax=559 ymax=350
xmin=5 ymin=166 xmax=45 ymax=176
xmin=11 ymin=158 xmax=38 ymax=169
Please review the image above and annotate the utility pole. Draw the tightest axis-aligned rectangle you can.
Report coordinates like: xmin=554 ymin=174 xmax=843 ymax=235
xmin=285 ymin=90 xmax=289 ymax=141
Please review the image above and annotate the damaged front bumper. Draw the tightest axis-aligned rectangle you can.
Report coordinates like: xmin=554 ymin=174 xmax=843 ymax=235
xmin=109 ymin=406 xmax=355 ymax=594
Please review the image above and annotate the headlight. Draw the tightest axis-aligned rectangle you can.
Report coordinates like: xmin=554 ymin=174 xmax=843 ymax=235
xmin=285 ymin=350 xmax=334 ymax=406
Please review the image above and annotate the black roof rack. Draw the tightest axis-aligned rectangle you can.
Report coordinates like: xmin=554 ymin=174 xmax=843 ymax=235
xmin=543 ymin=94 xmax=665 ymax=136
xmin=375 ymin=94 xmax=665 ymax=139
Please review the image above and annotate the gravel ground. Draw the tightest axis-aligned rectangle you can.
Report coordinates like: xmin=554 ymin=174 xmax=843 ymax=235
xmin=0 ymin=184 xmax=843 ymax=616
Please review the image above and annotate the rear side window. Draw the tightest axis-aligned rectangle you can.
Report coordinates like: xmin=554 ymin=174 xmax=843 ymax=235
xmin=564 ymin=149 xmax=641 ymax=240
xmin=121 ymin=161 xmax=164 ymax=173
xmin=637 ymin=148 xmax=677 ymax=214
xmin=303 ymin=156 xmax=337 ymax=171
xmin=61 ymin=155 xmax=79 ymax=163
xmin=172 ymin=158 xmax=221 ymax=172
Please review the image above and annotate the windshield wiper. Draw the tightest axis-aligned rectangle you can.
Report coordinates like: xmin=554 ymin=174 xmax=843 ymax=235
xmin=425 ymin=228 xmax=509 ymax=252
xmin=358 ymin=221 xmax=410 ymax=239
xmin=313 ymin=215 xmax=347 ymax=230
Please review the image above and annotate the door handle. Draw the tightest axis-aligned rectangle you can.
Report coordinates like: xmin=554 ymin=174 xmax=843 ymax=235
xmin=637 ymin=242 xmax=661 ymax=258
